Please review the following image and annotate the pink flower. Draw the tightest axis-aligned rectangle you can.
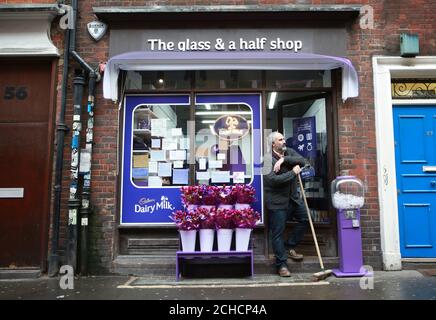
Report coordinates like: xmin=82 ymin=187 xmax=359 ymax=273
xmin=200 ymin=185 xmax=219 ymax=206
xmin=232 ymin=208 xmax=260 ymax=228
xmin=217 ymin=185 xmax=235 ymax=205
xmin=170 ymin=210 xmax=200 ymax=231
xmin=215 ymin=208 xmax=236 ymax=229
xmin=180 ymin=186 xmax=201 ymax=205
xmin=233 ymin=184 xmax=256 ymax=204
xmin=196 ymin=207 xmax=216 ymax=229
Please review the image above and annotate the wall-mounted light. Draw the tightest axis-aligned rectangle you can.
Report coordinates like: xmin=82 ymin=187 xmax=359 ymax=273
xmin=400 ymin=33 xmax=419 ymax=58
xmin=268 ymin=92 xmax=277 ymax=109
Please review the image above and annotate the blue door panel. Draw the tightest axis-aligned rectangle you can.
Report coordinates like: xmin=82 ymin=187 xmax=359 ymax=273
xmin=393 ymin=105 xmax=436 ymax=258
xmin=398 ymin=116 xmax=426 ymax=162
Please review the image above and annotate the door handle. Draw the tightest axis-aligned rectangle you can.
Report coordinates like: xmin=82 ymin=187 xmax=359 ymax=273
xmin=431 ymin=181 xmax=436 ymax=187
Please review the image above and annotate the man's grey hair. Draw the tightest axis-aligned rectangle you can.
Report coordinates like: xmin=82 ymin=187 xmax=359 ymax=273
xmin=267 ymin=131 xmax=283 ymax=152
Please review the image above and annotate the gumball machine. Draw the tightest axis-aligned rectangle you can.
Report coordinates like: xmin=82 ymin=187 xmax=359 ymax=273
xmin=331 ymin=176 xmax=369 ymax=277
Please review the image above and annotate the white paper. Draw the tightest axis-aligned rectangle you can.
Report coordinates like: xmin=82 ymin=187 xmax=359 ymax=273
xmin=151 ymin=127 xmax=166 ymax=137
xmin=199 ymin=158 xmax=207 ymax=170
xmin=171 ymin=128 xmax=183 ymax=137
xmin=150 ymin=150 xmax=166 ymax=161
xmin=179 ymin=138 xmax=190 ymax=150
xmin=209 ymin=160 xmax=223 ymax=169
xmin=173 ymin=160 xmax=184 ymax=169
xmin=211 ymin=171 xmax=231 ymax=183
xmin=148 ymin=161 xmax=158 ymax=173
xmin=148 ymin=176 xmax=162 ymax=187
xmin=232 ymin=172 xmax=245 ymax=184
xmin=151 ymin=138 xmax=161 ymax=149
xmin=169 ymin=150 xmax=186 ymax=161
xmin=151 ymin=118 xmax=167 ymax=129
xmin=217 ymin=153 xmax=226 ymax=160
xmin=173 ymin=169 xmax=189 ymax=185
xmin=158 ymin=162 xmax=172 ymax=177
xmin=162 ymin=139 xmax=178 ymax=150
xmin=79 ymin=150 xmax=91 ymax=173
xmin=196 ymin=171 xmax=210 ymax=181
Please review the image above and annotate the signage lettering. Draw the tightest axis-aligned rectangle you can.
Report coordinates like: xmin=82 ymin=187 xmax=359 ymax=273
xmin=146 ymin=37 xmax=303 ymax=52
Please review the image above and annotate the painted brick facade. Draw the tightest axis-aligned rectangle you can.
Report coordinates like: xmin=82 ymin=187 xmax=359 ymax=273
xmin=3 ymin=0 xmax=435 ymax=273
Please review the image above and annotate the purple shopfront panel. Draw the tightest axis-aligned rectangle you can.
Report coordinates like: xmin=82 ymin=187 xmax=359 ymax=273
xmin=121 ymin=94 xmax=263 ymax=225
xmin=121 ymin=95 xmax=190 ymax=224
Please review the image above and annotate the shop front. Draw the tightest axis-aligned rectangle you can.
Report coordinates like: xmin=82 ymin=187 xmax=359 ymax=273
xmin=100 ymin=16 xmax=359 ymax=274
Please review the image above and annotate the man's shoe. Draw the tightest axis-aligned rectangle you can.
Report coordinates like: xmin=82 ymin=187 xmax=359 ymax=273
xmin=278 ymin=266 xmax=291 ymax=277
xmin=288 ymin=249 xmax=304 ymax=261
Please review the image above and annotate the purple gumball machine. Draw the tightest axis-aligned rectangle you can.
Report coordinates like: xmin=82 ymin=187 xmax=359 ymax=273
xmin=331 ymin=176 xmax=370 ymax=277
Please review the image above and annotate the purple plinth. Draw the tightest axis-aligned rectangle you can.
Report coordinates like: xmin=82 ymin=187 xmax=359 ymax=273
xmin=335 ymin=208 xmax=366 ymax=277
xmin=175 ymin=250 xmax=254 ymax=281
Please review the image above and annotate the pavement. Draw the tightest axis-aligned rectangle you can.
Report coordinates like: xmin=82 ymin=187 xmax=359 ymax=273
xmin=0 ymin=270 xmax=435 ymax=301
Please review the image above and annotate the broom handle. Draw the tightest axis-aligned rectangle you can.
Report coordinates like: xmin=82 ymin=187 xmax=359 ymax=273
xmin=297 ymin=172 xmax=325 ymax=270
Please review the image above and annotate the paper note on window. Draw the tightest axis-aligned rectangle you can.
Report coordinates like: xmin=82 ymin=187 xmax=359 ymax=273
xmin=133 ymin=154 xmax=149 ymax=168
xmin=173 ymin=169 xmax=189 ymax=185
xmin=199 ymin=158 xmax=207 ymax=170
xmin=158 ymin=162 xmax=172 ymax=177
xmin=217 ymin=153 xmax=226 ymax=160
xmin=209 ymin=160 xmax=223 ymax=169
xmin=162 ymin=139 xmax=178 ymax=151
xmin=171 ymin=128 xmax=183 ymax=137
xmin=233 ymin=172 xmax=245 ymax=183
xmin=151 ymin=118 xmax=167 ymax=129
xmin=150 ymin=150 xmax=166 ymax=161
xmin=169 ymin=150 xmax=186 ymax=161
xmin=173 ymin=160 xmax=184 ymax=169
xmin=196 ymin=171 xmax=210 ymax=181
xmin=132 ymin=168 xmax=148 ymax=178
xmin=148 ymin=176 xmax=162 ymax=187
xmin=148 ymin=161 xmax=158 ymax=173
xmin=179 ymin=138 xmax=190 ymax=150
xmin=151 ymin=138 xmax=161 ymax=149
xmin=211 ymin=171 xmax=231 ymax=183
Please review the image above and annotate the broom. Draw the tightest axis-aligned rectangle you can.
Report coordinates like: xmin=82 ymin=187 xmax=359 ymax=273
xmin=297 ymin=168 xmax=332 ymax=281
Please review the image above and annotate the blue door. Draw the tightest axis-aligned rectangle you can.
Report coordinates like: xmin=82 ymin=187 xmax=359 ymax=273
xmin=393 ymin=105 xmax=436 ymax=258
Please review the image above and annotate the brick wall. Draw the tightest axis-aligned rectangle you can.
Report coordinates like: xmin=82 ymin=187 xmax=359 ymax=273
xmin=4 ymin=0 xmax=436 ymax=273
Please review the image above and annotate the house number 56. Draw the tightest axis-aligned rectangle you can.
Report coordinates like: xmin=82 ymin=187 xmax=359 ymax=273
xmin=3 ymin=86 xmax=28 ymax=100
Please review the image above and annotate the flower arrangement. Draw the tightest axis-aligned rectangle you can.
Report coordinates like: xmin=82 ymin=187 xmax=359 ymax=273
xmin=217 ymin=185 xmax=235 ymax=205
xmin=233 ymin=184 xmax=256 ymax=204
xmin=197 ymin=207 xmax=216 ymax=229
xmin=200 ymin=185 xmax=219 ymax=206
xmin=180 ymin=186 xmax=201 ymax=206
xmin=232 ymin=208 xmax=261 ymax=229
xmin=214 ymin=208 xmax=236 ymax=229
xmin=170 ymin=210 xmax=200 ymax=231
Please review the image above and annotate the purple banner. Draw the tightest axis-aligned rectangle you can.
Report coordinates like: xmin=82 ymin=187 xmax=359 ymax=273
xmin=292 ymin=116 xmax=317 ymax=159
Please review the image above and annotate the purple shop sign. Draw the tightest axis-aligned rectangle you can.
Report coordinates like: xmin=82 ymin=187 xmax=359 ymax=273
xmin=292 ymin=116 xmax=317 ymax=159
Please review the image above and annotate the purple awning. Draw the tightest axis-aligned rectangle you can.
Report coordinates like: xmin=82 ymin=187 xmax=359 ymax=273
xmin=103 ymin=51 xmax=358 ymax=102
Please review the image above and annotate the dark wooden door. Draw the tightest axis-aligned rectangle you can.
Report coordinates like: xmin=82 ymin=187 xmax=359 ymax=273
xmin=0 ymin=60 xmax=55 ymax=268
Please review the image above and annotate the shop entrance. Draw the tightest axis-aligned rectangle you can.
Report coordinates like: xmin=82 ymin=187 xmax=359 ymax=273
xmin=393 ymin=105 xmax=436 ymax=258
xmin=0 ymin=60 xmax=55 ymax=268
xmin=266 ymin=91 xmax=337 ymax=257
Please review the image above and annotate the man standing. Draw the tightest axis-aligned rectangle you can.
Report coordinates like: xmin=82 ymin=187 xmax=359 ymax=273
xmin=264 ymin=131 xmax=310 ymax=277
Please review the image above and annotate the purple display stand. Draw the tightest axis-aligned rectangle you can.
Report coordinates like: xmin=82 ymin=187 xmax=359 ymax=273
xmin=176 ymin=250 xmax=254 ymax=281
xmin=333 ymin=208 xmax=369 ymax=277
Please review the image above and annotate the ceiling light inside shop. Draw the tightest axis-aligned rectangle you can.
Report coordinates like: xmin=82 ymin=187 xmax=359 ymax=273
xmin=268 ymin=92 xmax=277 ymax=109
xmin=201 ymin=120 xmax=252 ymax=124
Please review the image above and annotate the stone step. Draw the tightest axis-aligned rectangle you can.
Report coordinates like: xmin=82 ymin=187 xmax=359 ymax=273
xmin=0 ymin=268 xmax=41 ymax=280
xmin=112 ymin=255 xmax=339 ymax=276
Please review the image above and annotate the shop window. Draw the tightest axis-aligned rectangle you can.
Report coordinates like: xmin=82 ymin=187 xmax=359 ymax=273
xmin=195 ymin=70 xmax=262 ymax=89
xmin=266 ymin=70 xmax=331 ymax=89
xmin=195 ymin=102 xmax=253 ymax=185
xmin=131 ymin=103 xmax=190 ymax=187
xmin=125 ymin=71 xmax=191 ymax=90
xmin=266 ymin=91 xmax=330 ymax=224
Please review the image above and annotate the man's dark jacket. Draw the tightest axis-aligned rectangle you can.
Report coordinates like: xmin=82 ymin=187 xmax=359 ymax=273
xmin=263 ymin=148 xmax=309 ymax=210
